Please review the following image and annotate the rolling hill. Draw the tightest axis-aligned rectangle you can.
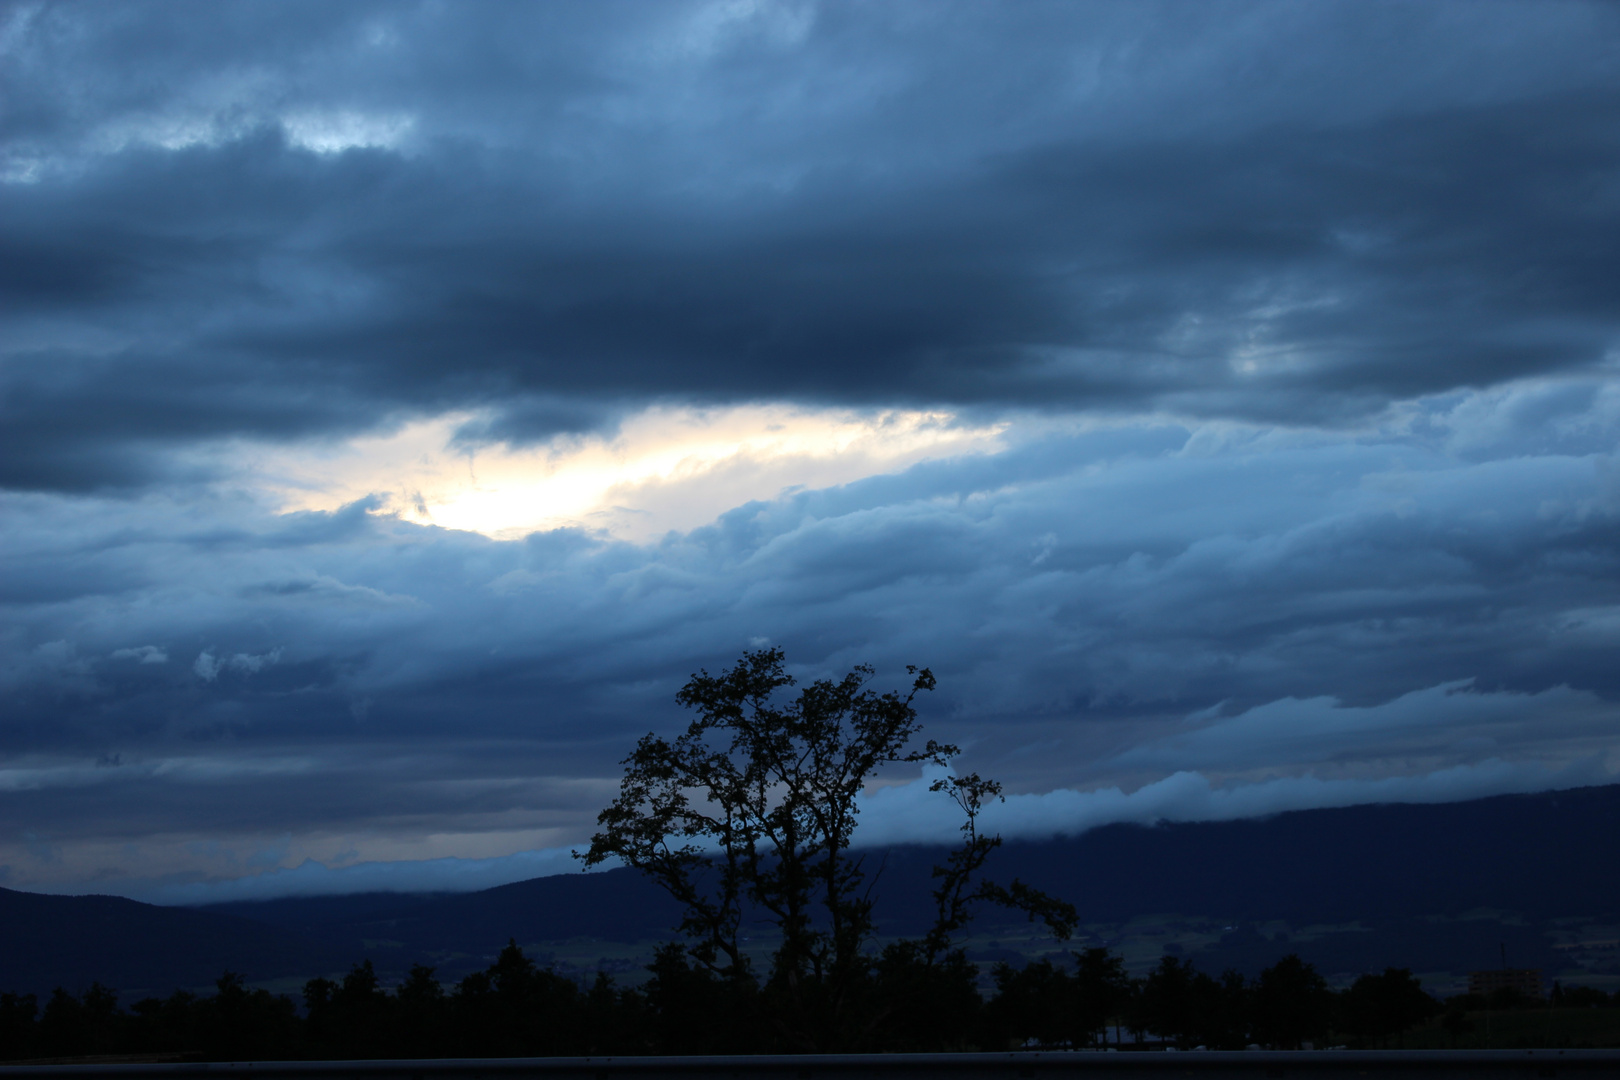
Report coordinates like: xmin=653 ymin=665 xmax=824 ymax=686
xmin=5 ymin=783 xmax=1616 ymax=998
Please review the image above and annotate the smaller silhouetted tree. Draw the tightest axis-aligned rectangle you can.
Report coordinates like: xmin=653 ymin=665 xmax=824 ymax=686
xmin=869 ymin=940 xmax=982 ymax=1052
xmin=1342 ymin=967 xmax=1437 ymax=1047
xmin=1203 ymin=968 xmax=1250 ymax=1050
xmin=1252 ymin=954 xmax=1332 ymax=1049
xmin=1440 ymin=1001 xmax=1474 ymax=1046
xmin=199 ymin=971 xmax=297 ymax=1060
xmin=1558 ymin=984 xmax=1612 ymax=1009
xmin=641 ymin=941 xmax=754 ymax=1054
xmin=301 ymin=976 xmax=339 ymax=1053
xmin=40 ymin=984 xmax=120 ymax=1057
xmin=453 ymin=941 xmax=584 ymax=1057
xmin=310 ymin=961 xmax=394 ymax=1059
xmin=584 ymin=971 xmax=644 ymax=1056
xmin=985 ymin=959 xmax=1074 ymax=1048
xmin=1138 ymin=956 xmax=1203 ymax=1049
xmin=395 ymin=964 xmax=449 ymax=1058
xmin=0 ymin=992 xmax=38 ymax=1060
xmin=127 ymin=990 xmax=197 ymax=1056
xmin=1073 ymin=946 xmax=1130 ymax=1048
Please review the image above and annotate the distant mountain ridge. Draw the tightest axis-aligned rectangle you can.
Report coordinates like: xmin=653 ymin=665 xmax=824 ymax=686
xmin=4 ymin=783 xmax=1616 ymax=998
xmin=976 ymin=781 xmax=1620 ymax=924
xmin=0 ymin=887 xmax=347 ymax=1000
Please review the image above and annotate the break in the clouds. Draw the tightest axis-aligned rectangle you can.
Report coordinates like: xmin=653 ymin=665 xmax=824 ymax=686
xmin=3 ymin=0 xmax=1620 ymax=899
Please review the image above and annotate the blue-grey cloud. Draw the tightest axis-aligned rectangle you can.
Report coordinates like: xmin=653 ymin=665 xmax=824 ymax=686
xmin=4 ymin=1 xmax=1620 ymax=896
xmin=4 ymin=375 xmax=1620 ymax=892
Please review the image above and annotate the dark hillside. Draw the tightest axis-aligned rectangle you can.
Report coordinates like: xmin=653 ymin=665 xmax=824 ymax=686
xmin=948 ymin=781 xmax=1620 ymax=926
xmin=215 ymin=783 xmax=1620 ymax=954
xmin=205 ymin=782 xmax=1620 ymax=982
xmin=0 ymin=887 xmax=343 ymax=999
xmin=4 ymin=783 xmax=1616 ymax=997
xmin=206 ymin=868 xmax=682 ymax=955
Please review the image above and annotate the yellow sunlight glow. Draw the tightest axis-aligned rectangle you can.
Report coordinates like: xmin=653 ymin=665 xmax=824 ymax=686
xmin=247 ymin=404 xmax=1007 ymax=542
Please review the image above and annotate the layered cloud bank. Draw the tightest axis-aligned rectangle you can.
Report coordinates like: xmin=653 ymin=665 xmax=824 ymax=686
xmin=3 ymin=2 xmax=1620 ymax=897
xmin=6 ymin=385 xmax=1620 ymax=898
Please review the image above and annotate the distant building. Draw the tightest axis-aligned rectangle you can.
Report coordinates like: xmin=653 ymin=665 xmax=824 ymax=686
xmin=1469 ymin=968 xmax=1544 ymax=999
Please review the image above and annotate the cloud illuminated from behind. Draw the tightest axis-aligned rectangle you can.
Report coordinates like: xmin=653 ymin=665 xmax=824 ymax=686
xmin=241 ymin=404 xmax=1007 ymax=541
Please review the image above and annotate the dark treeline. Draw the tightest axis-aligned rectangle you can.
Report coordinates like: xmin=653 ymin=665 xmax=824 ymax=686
xmin=3 ymin=942 xmax=1614 ymax=1061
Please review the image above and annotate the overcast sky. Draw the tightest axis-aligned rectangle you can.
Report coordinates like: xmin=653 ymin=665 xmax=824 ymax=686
xmin=4 ymin=0 xmax=1619 ymax=902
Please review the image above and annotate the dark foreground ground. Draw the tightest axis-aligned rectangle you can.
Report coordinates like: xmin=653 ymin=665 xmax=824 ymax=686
xmin=5 ymin=1050 xmax=1620 ymax=1080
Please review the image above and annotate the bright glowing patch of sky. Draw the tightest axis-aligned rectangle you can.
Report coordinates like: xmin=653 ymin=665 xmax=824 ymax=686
xmin=246 ymin=405 xmax=1008 ymax=541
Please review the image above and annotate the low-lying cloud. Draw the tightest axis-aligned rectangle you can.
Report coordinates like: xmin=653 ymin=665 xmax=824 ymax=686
xmin=129 ymin=754 xmax=1613 ymax=905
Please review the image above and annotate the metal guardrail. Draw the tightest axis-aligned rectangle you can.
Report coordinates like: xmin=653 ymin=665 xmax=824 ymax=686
xmin=4 ymin=1052 xmax=1620 ymax=1080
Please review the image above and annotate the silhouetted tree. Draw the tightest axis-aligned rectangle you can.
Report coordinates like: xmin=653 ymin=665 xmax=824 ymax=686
xmin=868 ymin=940 xmax=982 ymax=1052
xmin=583 ymin=971 xmax=645 ymax=1055
xmin=581 ymin=648 xmax=1074 ymax=1051
xmin=452 ymin=941 xmax=584 ymax=1057
xmin=1556 ymin=984 xmax=1613 ymax=1009
xmin=342 ymin=961 xmax=391 ymax=1050
xmin=985 ymin=959 xmax=1074 ymax=1048
xmin=1072 ymin=946 xmax=1130 ymax=1049
xmin=301 ymin=975 xmax=339 ymax=1053
xmin=203 ymin=972 xmax=251 ymax=1059
xmin=1440 ymin=1001 xmax=1474 ymax=1046
xmin=394 ymin=964 xmax=449 ymax=1058
xmin=641 ymin=941 xmax=755 ymax=1054
xmin=127 ymin=990 xmax=197 ymax=1056
xmin=0 ymin=992 xmax=38 ymax=1060
xmin=1138 ymin=956 xmax=1204 ymax=1049
xmin=1252 ymin=954 xmax=1331 ymax=1049
xmin=919 ymin=772 xmax=1076 ymax=966
xmin=306 ymin=961 xmax=393 ymax=1058
xmin=198 ymin=971 xmax=297 ymax=1060
xmin=1342 ymin=967 xmax=1436 ymax=1047
xmin=39 ymin=984 xmax=119 ymax=1057
xmin=1202 ymin=968 xmax=1251 ymax=1050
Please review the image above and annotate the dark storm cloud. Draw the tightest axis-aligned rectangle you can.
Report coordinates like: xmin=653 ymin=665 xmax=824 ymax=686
xmin=5 ymin=2 xmax=1620 ymax=488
